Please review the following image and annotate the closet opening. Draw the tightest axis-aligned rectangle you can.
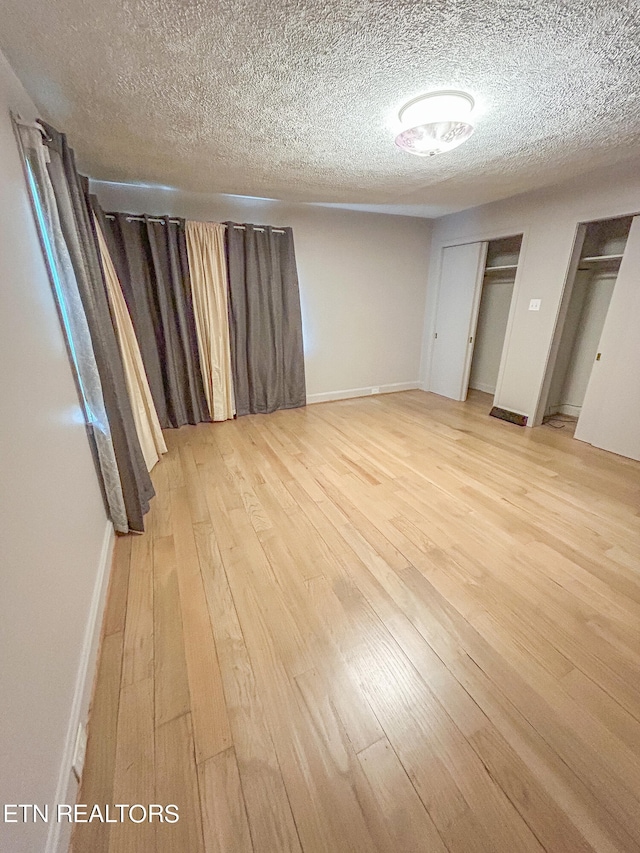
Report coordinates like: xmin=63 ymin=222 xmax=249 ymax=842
xmin=541 ymin=215 xmax=633 ymax=432
xmin=429 ymin=233 xmax=522 ymax=405
xmin=467 ymin=234 xmax=522 ymax=408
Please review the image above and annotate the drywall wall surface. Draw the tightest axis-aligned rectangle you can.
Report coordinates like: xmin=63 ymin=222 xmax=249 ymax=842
xmin=420 ymin=156 xmax=640 ymax=422
xmin=546 ymin=270 xmax=590 ymax=413
xmin=469 ymin=276 xmax=514 ymax=395
xmin=561 ymin=272 xmax=615 ymax=411
xmin=0 ymin=50 xmax=110 ymax=853
xmin=91 ymin=182 xmax=432 ymax=402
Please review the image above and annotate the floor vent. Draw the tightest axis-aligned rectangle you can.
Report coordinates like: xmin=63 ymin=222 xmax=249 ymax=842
xmin=490 ymin=407 xmax=528 ymax=427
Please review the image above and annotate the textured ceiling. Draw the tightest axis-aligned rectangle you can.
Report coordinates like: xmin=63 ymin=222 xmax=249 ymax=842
xmin=2 ymin=1 xmax=640 ymax=216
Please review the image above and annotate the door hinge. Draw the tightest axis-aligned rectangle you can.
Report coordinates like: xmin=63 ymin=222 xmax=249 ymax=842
xmin=434 ymin=332 xmax=438 ymax=339
xmin=596 ymin=352 xmax=601 ymax=361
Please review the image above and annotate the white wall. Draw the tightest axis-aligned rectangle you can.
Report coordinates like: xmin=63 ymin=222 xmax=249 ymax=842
xmin=546 ymin=269 xmax=588 ymax=415
xmin=563 ymin=272 xmax=615 ymax=409
xmin=420 ymin=157 xmax=640 ymax=424
xmin=0 ymin=51 xmax=113 ymax=853
xmin=91 ymin=182 xmax=432 ymax=403
xmin=469 ymin=275 xmax=514 ymax=395
xmin=548 ymin=270 xmax=616 ymax=415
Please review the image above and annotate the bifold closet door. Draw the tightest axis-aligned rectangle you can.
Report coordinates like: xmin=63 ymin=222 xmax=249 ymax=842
xmin=429 ymin=241 xmax=488 ymax=400
xmin=574 ymin=215 xmax=640 ymax=461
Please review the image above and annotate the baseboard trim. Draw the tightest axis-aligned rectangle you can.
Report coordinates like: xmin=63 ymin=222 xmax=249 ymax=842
xmin=307 ymin=381 xmax=419 ymax=405
xmin=556 ymin=404 xmax=581 ymax=417
xmin=46 ymin=520 xmax=115 ymax=853
xmin=469 ymin=381 xmax=496 ymax=395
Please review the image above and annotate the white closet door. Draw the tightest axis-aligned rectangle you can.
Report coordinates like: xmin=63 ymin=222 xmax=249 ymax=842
xmin=429 ymin=241 xmax=488 ymax=400
xmin=574 ymin=215 xmax=640 ymax=461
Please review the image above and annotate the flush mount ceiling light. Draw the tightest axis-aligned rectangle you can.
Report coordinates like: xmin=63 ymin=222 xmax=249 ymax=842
xmin=395 ymin=90 xmax=475 ymax=157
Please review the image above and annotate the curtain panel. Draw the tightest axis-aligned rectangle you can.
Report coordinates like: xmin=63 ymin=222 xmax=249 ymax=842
xmin=225 ymin=223 xmax=306 ymax=416
xmin=38 ymin=122 xmax=154 ymax=533
xmin=99 ymin=212 xmax=210 ymax=429
xmin=17 ymin=124 xmax=128 ymax=532
xmin=94 ymin=216 xmax=167 ymax=471
xmin=185 ymin=221 xmax=235 ymax=421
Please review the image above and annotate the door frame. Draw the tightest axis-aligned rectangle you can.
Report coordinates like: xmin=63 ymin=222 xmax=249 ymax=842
xmin=533 ymin=223 xmax=587 ymax=425
xmin=427 ymin=232 xmax=526 ymax=404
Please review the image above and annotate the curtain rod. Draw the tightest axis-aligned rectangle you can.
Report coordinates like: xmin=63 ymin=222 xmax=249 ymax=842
xmin=10 ymin=113 xmax=49 ymax=139
xmin=11 ymin=115 xmax=286 ymax=235
xmin=103 ymin=213 xmax=286 ymax=233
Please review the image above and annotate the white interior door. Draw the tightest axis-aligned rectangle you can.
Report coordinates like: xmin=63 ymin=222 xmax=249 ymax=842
xmin=429 ymin=241 xmax=488 ymax=400
xmin=574 ymin=215 xmax=640 ymax=461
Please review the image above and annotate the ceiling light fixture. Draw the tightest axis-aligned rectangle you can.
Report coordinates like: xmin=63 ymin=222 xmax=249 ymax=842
xmin=395 ymin=90 xmax=475 ymax=157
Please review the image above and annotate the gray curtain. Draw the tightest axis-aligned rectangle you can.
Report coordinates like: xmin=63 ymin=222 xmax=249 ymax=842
xmin=99 ymin=212 xmax=210 ymax=429
xmin=16 ymin=123 xmax=128 ymax=532
xmin=225 ymin=223 xmax=306 ymax=416
xmin=39 ymin=122 xmax=155 ymax=533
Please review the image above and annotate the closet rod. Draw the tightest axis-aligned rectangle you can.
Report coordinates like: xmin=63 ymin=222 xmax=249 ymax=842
xmin=102 ymin=213 xmax=285 ymax=233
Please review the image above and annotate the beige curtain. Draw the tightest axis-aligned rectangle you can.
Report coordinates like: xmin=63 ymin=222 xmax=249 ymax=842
xmin=185 ymin=221 xmax=236 ymax=421
xmin=94 ymin=216 xmax=167 ymax=471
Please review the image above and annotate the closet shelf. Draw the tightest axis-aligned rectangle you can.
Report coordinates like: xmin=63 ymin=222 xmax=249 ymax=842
xmin=579 ymin=253 xmax=624 ymax=268
xmin=484 ymin=263 xmax=518 ymax=274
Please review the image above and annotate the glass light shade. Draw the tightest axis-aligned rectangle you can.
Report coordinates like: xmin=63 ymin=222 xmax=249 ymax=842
xmin=399 ymin=91 xmax=474 ymax=126
xmin=395 ymin=120 xmax=475 ymax=157
xmin=395 ymin=90 xmax=475 ymax=156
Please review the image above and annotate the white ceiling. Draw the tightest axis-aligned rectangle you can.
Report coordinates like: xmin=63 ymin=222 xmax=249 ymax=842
xmin=2 ymin=0 xmax=640 ymax=217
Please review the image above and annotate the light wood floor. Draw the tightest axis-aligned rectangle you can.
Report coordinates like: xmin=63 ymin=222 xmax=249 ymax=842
xmin=73 ymin=390 xmax=640 ymax=853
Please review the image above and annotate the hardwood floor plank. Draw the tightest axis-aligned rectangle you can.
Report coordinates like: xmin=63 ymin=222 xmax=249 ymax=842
xmin=171 ymin=487 xmax=232 ymax=762
xmin=121 ymin=529 xmax=154 ymax=687
xmin=233 ymin=582 xmax=380 ymax=853
xmin=149 ymin=460 xmax=172 ymax=537
xmin=295 ymin=662 xmax=383 ymax=761
xmin=198 ymin=747 xmax=253 ymax=853
xmin=468 ymin=724 xmax=600 ymax=853
xmin=194 ymin=521 xmax=303 ymax=853
xmin=346 ymin=620 xmax=545 ymax=852
xmin=103 ymin=535 xmax=131 ymax=638
xmin=398 ymin=564 xmax=640 ymax=812
xmin=155 ymin=713 xmax=204 ymax=853
xmin=71 ymin=631 xmax=123 ymax=853
xmin=108 ymin=676 xmax=155 ymax=853
xmin=153 ymin=534 xmax=190 ymax=727
xmin=179 ymin=440 xmax=211 ymax=525
xmin=395 ymin=563 xmax=640 ymax=851
xmin=561 ymin=666 xmax=640 ymax=753
xmin=357 ymin=737 xmax=448 ymax=853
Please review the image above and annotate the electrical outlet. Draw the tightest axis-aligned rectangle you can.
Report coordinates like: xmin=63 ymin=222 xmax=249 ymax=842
xmin=529 ymin=298 xmax=541 ymax=311
xmin=371 ymin=387 xmax=380 ymax=394
xmin=72 ymin=723 xmax=87 ymax=781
